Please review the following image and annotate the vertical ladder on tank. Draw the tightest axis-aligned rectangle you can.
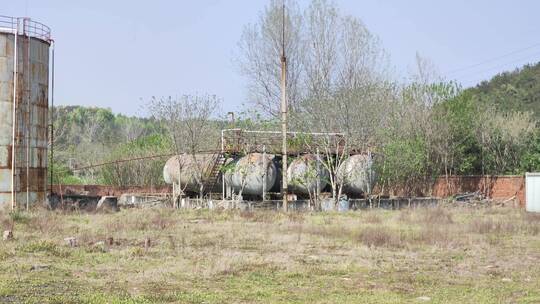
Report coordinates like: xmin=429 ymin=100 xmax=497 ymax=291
xmin=202 ymin=153 xmax=226 ymax=196
xmin=23 ymin=21 xmax=32 ymax=210
xmin=12 ymin=22 xmax=30 ymax=209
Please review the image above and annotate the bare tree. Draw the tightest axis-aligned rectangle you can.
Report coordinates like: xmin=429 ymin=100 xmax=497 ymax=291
xmin=236 ymin=0 xmax=304 ymax=116
xmin=148 ymin=94 xmax=221 ymax=200
xmin=236 ymin=0 xmax=389 ymax=117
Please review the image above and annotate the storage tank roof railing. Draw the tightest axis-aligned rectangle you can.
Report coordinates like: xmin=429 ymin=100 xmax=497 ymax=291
xmin=0 ymin=15 xmax=51 ymax=42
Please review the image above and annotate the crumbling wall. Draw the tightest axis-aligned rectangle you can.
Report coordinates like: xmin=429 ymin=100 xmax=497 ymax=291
xmin=431 ymin=175 xmax=525 ymax=206
xmin=51 ymin=184 xmax=172 ymax=197
xmin=51 ymin=175 xmax=526 ymax=207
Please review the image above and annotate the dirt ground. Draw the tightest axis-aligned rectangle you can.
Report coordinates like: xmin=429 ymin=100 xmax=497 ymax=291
xmin=0 ymin=204 xmax=539 ymax=303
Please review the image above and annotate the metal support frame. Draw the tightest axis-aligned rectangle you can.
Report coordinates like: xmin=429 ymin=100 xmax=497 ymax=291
xmin=316 ymin=147 xmax=320 ymax=210
xmin=221 ymin=128 xmax=344 ymax=137
xmin=24 ymin=18 xmax=31 ymax=211
xmin=11 ymin=22 xmax=19 ymax=210
xmin=221 ymin=129 xmax=225 ymax=201
xmin=281 ymin=48 xmax=288 ymax=212
xmin=262 ymin=145 xmax=266 ymax=202
xmin=220 ymin=128 xmax=345 ymax=204
xmin=50 ymin=41 xmax=55 ymax=195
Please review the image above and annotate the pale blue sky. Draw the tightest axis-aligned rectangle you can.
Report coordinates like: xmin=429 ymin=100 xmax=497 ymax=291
xmin=3 ymin=0 xmax=540 ymax=115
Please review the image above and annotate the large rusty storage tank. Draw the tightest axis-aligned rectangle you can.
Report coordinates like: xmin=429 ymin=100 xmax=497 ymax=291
xmin=0 ymin=16 xmax=52 ymax=208
xmin=287 ymin=154 xmax=328 ymax=195
xmin=224 ymin=153 xmax=277 ymax=196
xmin=163 ymin=154 xmax=218 ymax=193
xmin=337 ymin=154 xmax=376 ymax=195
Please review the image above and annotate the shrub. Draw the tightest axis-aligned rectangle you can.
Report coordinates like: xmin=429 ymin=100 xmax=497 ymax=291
xmin=9 ymin=211 xmax=30 ymax=224
xmin=358 ymin=227 xmax=403 ymax=248
xmin=18 ymin=240 xmax=70 ymax=258
xmin=421 ymin=207 xmax=453 ymax=225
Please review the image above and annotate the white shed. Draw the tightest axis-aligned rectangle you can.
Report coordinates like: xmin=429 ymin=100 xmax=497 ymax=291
xmin=526 ymin=173 xmax=540 ymax=213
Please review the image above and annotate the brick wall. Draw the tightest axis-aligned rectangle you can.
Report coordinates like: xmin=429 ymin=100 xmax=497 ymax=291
xmin=51 ymin=184 xmax=172 ymax=197
xmin=431 ymin=176 xmax=525 ymax=206
xmin=52 ymin=175 xmax=526 ymax=207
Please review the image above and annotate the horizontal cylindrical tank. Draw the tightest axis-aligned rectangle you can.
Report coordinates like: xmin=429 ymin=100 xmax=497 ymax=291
xmin=287 ymin=154 xmax=328 ymax=195
xmin=163 ymin=154 xmax=217 ymax=193
xmin=337 ymin=154 xmax=376 ymax=195
xmin=224 ymin=153 xmax=276 ymax=196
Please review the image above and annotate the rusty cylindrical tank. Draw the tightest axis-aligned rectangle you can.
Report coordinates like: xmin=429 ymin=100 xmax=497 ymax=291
xmin=337 ymin=154 xmax=376 ymax=195
xmin=287 ymin=154 xmax=328 ymax=195
xmin=0 ymin=17 xmax=52 ymax=207
xmin=163 ymin=154 xmax=218 ymax=193
xmin=224 ymin=153 xmax=277 ymax=196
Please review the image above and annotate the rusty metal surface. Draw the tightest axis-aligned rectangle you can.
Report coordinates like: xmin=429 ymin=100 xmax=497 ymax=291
xmin=337 ymin=154 xmax=376 ymax=195
xmin=0 ymin=24 xmax=50 ymax=208
xmin=163 ymin=153 xmax=220 ymax=193
xmin=0 ymin=16 xmax=51 ymax=42
xmin=221 ymin=129 xmax=345 ymax=155
xmin=224 ymin=153 xmax=277 ymax=196
xmin=287 ymin=154 xmax=329 ymax=195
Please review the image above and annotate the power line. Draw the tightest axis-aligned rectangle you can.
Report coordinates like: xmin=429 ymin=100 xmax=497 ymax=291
xmin=445 ymin=42 xmax=540 ymax=75
xmin=453 ymin=51 xmax=540 ymax=83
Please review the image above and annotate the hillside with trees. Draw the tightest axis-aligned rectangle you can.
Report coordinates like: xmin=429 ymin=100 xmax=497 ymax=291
xmin=466 ymin=61 xmax=540 ymax=119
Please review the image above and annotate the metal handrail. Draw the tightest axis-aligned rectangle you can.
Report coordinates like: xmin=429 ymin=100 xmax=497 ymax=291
xmin=0 ymin=15 xmax=51 ymax=42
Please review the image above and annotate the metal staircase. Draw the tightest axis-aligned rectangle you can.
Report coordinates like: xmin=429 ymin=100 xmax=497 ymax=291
xmin=202 ymin=153 xmax=226 ymax=195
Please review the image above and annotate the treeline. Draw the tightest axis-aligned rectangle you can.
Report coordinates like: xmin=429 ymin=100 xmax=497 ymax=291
xmin=235 ymin=0 xmax=540 ymax=195
xmin=374 ymin=83 xmax=539 ymax=194
xmin=51 ymin=0 xmax=540 ymax=195
xmin=51 ymin=105 xmax=227 ymax=187
xmin=51 ymin=106 xmax=171 ymax=186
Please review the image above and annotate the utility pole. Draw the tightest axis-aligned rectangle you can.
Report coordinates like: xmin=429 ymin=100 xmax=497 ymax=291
xmin=280 ymin=2 xmax=288 ymax=212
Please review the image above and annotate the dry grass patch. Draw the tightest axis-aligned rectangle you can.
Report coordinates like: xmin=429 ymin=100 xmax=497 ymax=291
xmin=358 ymin=226 xmax=404 ymax=248
xmin=0 ymin=205 xmax=538 ymax=303
xmin=362 ymin=212 xmax=383 ymax=224
xmin=419 ymin=206 xmax=454 ymax=225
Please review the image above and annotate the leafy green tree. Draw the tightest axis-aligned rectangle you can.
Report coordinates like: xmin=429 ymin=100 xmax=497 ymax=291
xmin=99 ymin=134 xmax=172 ymax=187
xmin=377 ymin=137 xmax=431 ymax=195
xmin=520 ymin=130 xmax=540 ymax=172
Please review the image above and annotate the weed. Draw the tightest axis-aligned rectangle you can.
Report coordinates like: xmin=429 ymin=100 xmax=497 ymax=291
xmin=239 ymin=210 xmax=276 ymax=223
xmin=129 ymin=247 xmax=145 ymax=257
xmin=28 ymin=213 xmax=62 ymax=234
xmin=287 ymin=212 xmax=305 ymax=223
xmin=414 ymin=225 xmax=456 ymax=247
xmin=9 ymin=211 xmax=30 ymax=224
xmin=525 ymin=212 xmax=540 ymax=223
xmin=363 ymin=212 xmax=382 ymax=224
xmin=0 ymin=206 xmax=538 ymax=303
xmin=358 ymin=227 xmax=403 ymax=248
xmin=17 ymin=240 xmax=70 ymax=258
xmin=149 ymin=210 xmax=176 ymax=230
xmin=0 ymin=248 xmax=14 ymax=261
xmin=468 ymin=218 xmax=519 ymax=235
xmin=421 ymin=206 xmax=453 ymax=225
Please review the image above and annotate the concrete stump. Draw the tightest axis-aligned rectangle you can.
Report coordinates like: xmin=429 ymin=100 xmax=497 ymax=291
xmin=96 ymin=196 xmax=119 ymax=213
xmin=64 ymin=237 xmax=78 ymax=247
xmin=3 ymin=230 xmax=13 ymax=241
